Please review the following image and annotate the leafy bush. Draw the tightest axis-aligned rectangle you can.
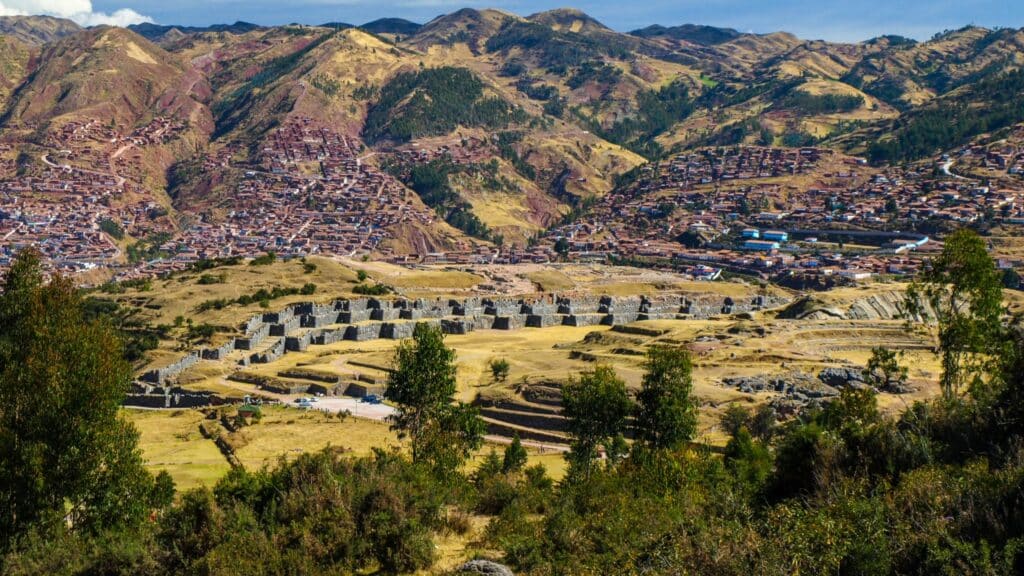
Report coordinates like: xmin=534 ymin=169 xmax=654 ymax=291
xmin=352 ymin=283 xmax=392 ymax=295
xmin=249 ymin=252 xmax=276 ymax=266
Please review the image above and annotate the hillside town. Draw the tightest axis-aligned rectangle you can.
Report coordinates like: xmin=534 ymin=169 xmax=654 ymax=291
xmin=2 ymin=118 xmax=1023 ymax=284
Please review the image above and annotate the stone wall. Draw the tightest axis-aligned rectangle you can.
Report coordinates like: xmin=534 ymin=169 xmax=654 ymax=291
xmin=526 ymin=314 xmax=561 ymax=328
xmin=312 ymin=328 xmax=347 ymax=345
xmin=345 ymin=323 xmax=382 ymax=341
xmin=441 ymin=318 xmax=477 ymax=334
xmin=563 ymin=313 xmax=604 ymax=327
xmin=123 ymin=390 xmax=219 ymax=408
xmin=251 ymin=338 xmax=285 ymax=364
xmin=492 ymin=315 xmax=526 ymax=330
xmin=270 ymin=316 xmax=301 ymax=336
xmin=201 ymin=339 xmax=236 ymax=360
xmin=557 ymin=295 xmax=601 ymax=314
xmin=235 ymin=322 xmax=270 ymax=350
xmin=381 ymin=322 xmax=416 ymax=339
xmin=301 ymin=312 xmax=338 ymax=328
xmin=371 ymin=308 xmax=402 ymax=321
xmin=136 ymin=290 xmax=793 ymax=396
xmin=263 ymin=307 xmax=295 ymax=324
xmin=140 ymin=350 xmax=200 ymax=384
xmin=285 ymin=332 xmax=312 ymax=352
xmin=337 ymin=309 xmax=371 ymax=324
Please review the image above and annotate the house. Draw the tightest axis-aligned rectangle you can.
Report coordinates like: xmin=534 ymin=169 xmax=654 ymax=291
xmin=741 ymin=228 xmax=760 ymax=239
xmin=838 ymin=269 xmax=873 ymax=281
xmin=762 ymin=230 xmax=788 ymax=242
xmin=743 ymin=240 xmax=780 ymax=251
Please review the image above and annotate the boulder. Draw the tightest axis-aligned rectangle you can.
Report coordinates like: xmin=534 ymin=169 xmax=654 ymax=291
xmin=455 ymin=560 xmax=514 ymax=576
xmin=818 ymin=367 xmax=866 ymax=389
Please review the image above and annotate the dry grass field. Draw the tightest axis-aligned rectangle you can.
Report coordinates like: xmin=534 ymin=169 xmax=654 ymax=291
xmin=226 ymin=407 xmax=401 ymax=470
xmin=127 ymin=404 xmax=571 ymax=490
xmin=128 ymin=408 xmax=231 ymax=490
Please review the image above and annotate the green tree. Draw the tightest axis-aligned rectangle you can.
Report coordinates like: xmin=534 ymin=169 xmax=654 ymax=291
xmin=562 ymin=365 xmax=634 ymax=478
xmin=385 ymin=323 xmax=484 ymax=474
xmin=904 ymin=229 xmax=1005 ymax=398
xmin=489 ymin=358 xmax=511 ymax=382
xmin=502 ymin=434 xmax=528 ymax=474
xmin=724 ymin=428 xmax=772 ymax=488
xmin=719 ymin=403 xmax=751 ymax=438
xmin=0 ymin=250 xmax=154 ymax=546
xmin=634 ymin=346 xmax=698 ymax=450
xmin=862 ymin=346 xmax=909 ymax=392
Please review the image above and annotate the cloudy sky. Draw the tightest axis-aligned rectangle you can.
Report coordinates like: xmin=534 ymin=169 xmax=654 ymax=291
xmin=7 ymin=0 xmax=1023 ymax=42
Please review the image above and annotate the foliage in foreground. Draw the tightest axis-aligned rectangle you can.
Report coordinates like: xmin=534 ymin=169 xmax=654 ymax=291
xmin=2 ymin=229 xmax=1024 ymax=575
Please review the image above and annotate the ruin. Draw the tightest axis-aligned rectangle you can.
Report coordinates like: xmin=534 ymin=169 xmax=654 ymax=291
xmin=130 ymin=291 xmax=791 ymax=396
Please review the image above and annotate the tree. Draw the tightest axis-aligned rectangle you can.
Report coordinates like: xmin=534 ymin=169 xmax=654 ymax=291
xmin=502 ymin=434 xmax=528 ymax=474
xmin=562 ymin=365 xmax=634 ymax=478
xmin=724 ymin=428 xmax=772 ymax=488
xmin=904 ymin=229 xmax=1005 ymax=398
xmin=720 ymin=404 xmax=751 ymax=438
xmin=0 ymin=250 xmax=154 ymax=547
xmin=1003 ymin=268 xmax=1021 ymax=290
xmin=634 ymin=346 xmax=698 ymax=450
xmin=489 ymin=358 xmax=511 ymax=382
xmin=385 ymin=323 xmax=484 ymax=474
xmin=862 ymin=346 xmax=909 ymax=392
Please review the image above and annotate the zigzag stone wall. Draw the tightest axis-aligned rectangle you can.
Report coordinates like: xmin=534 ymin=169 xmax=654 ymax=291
xmin=133 ymin=291 xmax=788 ymax=389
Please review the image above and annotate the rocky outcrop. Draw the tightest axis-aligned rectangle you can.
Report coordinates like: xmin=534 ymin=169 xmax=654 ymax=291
xmin=779 ymin=290 xmax=932 ymax=321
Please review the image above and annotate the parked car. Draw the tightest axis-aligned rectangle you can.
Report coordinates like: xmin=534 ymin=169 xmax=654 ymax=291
xmin=361 ymin=394 xmax=382 ymax=404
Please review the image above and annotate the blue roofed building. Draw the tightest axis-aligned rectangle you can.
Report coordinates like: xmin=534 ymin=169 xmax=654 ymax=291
xmin=743 ymin=240 xmax=780 ymax=251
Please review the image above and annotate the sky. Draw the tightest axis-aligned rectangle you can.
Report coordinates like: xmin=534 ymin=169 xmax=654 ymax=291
xmin=4 ymin=0 xmax=1023 ymax=42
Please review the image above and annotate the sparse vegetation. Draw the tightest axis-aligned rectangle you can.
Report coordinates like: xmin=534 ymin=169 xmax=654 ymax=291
xmin=489 ymin=358 xmax=511 ymax=382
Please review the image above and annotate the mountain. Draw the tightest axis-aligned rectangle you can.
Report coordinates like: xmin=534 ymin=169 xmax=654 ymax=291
xmin=5 ymin=26 xmax=210 ymax=132
xmin=128 ymin=21 xmax=264 ymax=41
xmin=0 ymin=15 xmax=80 ymax=45
xmin=359 ymin=18 xmax=422 ymax=36
xmin=843 ymin=26 xmax=1024 ymax=109
xmin=2 ymin=8 xmax=1023 ymax=260
xmin=0 ymin=35 xmax=31 ymax=111
xmin=526 ymin=8 xmax=612 ymax=34
xmin=630 ymin=23 xmax=742 ymax=45
xmin=406 ymin=7 xmax=514 ymax=52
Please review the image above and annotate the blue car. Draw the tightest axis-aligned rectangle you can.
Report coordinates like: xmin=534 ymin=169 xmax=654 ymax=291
xmin=361 ymin=394 xmax=382 ymax=404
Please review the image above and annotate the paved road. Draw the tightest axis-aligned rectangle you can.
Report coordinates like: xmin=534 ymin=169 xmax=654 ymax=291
xmin=941 ymin=158 xmax=973 ymax=181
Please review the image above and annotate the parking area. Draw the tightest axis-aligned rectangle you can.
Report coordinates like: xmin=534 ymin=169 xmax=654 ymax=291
xmin=287 ymin=396 xmax=396 ymax=421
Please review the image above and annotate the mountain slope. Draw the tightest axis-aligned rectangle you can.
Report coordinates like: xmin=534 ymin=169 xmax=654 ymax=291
xmin=5 ymin=26 xmax=211 ymax=132
xmin=0 ymin=35 xmax=31 ymax=112
xmin=0 ymin=15 xmax=81 ymax=45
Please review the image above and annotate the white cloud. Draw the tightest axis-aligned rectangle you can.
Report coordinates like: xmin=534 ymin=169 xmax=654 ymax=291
xmin=0 ymin=0 xmax=153 ymax=26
